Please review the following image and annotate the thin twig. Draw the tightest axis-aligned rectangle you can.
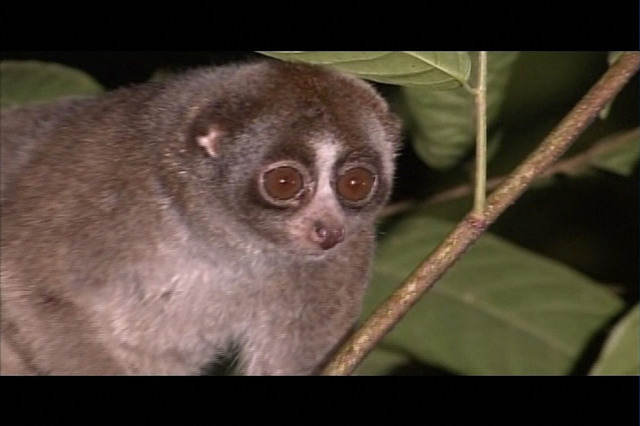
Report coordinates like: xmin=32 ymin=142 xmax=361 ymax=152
xmin=322 ymin=51 xmax=640 ymax=376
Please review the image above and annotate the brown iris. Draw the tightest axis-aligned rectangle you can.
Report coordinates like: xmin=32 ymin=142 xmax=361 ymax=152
xmin=337 ymin=167 xmax=376 ymax=202
xmin=263 ymin=166 xmax=304 ymax=201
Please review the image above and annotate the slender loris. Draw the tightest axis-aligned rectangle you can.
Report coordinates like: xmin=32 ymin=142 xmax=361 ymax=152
xmin=0 ymin=60 xmax=400 ymax=375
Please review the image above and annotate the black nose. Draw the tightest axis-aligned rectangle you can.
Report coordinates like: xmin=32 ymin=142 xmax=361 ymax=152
xmin=312 ymin=221 xmax=345 ymax=250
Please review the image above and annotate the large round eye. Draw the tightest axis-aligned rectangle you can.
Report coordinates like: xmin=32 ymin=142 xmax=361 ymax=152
xmin=262 ymin=166 xmax=304 ymax=201
xmin=337 ymin=167 xmax=376 ymax=203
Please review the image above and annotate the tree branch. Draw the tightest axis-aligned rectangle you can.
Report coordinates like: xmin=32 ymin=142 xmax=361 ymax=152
xmin=321 ymin=51 xmax=640 ymax=376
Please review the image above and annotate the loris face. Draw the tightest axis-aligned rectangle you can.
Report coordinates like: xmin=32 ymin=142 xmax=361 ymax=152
xmin=250 ymin=135 xmax=388 ymax=255
xmin=185 ymin=61 xmax=400 ymax=257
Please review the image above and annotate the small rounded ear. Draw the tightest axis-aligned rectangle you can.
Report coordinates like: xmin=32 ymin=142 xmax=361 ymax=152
xmin=196 ymin=126 xmax=223 ymax=158
xmin=189 ymin=102 xmax=228 ymax=158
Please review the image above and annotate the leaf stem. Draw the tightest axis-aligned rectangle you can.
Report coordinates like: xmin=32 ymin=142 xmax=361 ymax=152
xmin=321 ymin=51 xmax=640 ymax=376
xmin=473 ymin=51 xmax=488 ymax=216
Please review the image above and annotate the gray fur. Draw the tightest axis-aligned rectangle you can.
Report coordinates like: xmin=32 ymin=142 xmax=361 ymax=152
xmin=0 ymin=60 xmax=400 ymax=375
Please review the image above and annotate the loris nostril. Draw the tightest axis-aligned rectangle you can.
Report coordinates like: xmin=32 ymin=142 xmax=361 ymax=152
xmin=313 ymin=222 xmax=345 ymax=250
xmin=315 ymin=224 xmax=328 ymax=239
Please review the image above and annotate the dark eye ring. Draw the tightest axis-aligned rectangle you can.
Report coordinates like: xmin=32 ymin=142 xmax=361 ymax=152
xmin=336 ymin=166 xmax=377 ymax=204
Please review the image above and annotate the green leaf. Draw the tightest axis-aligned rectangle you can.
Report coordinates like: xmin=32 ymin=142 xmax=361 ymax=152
xmin=258 ymin=51 xmax=471 ymax=88
xmin=590 ymin=305 xmax=640 ymax=375
xmin=357 ymin=212 xmax=624 ymax=375
xmin=402 ymin=52 xmax=519 ymax=169
xmin=607 ymin=51 xmax=624 ymax=64
xmin=355 ymin=345 xmax=414 ymax=374
xmin=0 ymin=60 xmax=103 ymax=109
xmin=590 ymin=129 xmax=640 ymax=176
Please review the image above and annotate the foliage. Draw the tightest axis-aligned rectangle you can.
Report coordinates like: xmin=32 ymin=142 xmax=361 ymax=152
xmin=0 ymin=60 xmax=103 ymax=108
xmin=258 ymin=51 xmax=639 ymax=375
xmin=590 ymin=304 xmax=639 ymax=375
xmin=259 ymin=51 xmax=471 ymax=88
xmin=1 ymin=52 xmax=637 ymax=376
xmin=359 ymin=213 xmax=623 ymax=374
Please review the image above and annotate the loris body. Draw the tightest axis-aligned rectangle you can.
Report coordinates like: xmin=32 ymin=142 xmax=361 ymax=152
xmin=0 ymin=60 xmax=399 ymax=375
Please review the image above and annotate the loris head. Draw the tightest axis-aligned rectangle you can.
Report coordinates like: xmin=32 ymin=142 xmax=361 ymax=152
xmin=162 ymin=60 xmax=400 ymax=258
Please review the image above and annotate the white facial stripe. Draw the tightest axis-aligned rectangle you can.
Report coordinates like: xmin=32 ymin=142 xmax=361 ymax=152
xmin=285 ymin=141 xmax=345 ymax=251
xmin=314 ymin=143 xmax=338 ymax=201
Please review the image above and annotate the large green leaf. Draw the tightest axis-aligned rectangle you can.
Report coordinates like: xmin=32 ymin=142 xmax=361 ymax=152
xmin=590 ymin=304 xmax=639 ymax=375
xmin=258 ymin=51 xmax=471 ymax=88
xmin=0 ymin=60 xmax=103 ymax=109
xmin=402 ymin=52 xmax=520 ymax=169
xmin=357 ymin=212 xmax=624 ymax=375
